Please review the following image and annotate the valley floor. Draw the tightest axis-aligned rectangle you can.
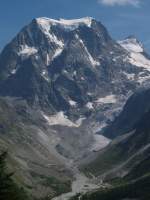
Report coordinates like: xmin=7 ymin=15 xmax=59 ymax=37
xmin=51 ymin=133 xmax=111 ymax=200
xmin=52 ymin=168 xmax=100 ymax=200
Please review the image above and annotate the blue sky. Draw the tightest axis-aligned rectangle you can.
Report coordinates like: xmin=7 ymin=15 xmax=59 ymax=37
xmin=0 ymin=0 xmax=150 ymax=52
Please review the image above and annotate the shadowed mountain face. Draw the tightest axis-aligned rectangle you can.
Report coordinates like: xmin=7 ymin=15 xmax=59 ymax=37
xmin=103 ymin=87 xmax=150 ymax=138
xmin=1 ymin=17 xmax=150 ymax=199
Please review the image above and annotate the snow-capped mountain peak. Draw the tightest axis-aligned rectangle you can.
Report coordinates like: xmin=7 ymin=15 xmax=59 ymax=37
xmin=36 ymin=17 xmax=94 ymax=31
xmin=59 ymin=17 xmax=93 ymax=27
xmin=118 ymin=36 xmax=150 ymax=72
xmin=118 ymin=36 xmax=144 ymax=53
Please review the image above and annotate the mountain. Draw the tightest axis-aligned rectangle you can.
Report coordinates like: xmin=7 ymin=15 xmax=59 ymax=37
xmin=118 ymin=36 xmax=150 ymax=85
xmin=0 ymin=17 xmax=150 ymax=199
xmin=103 ymin=87 xmax=150 ymax=138
xmin=0 ymin=17 xmax=121 ymax=116
xmin=82 ymin=87 xmax=150 ymax=179
xmin=0 ymin=18 xmax=150 ymax=120
xmin=78 ymin=87 xmax=150 ymax=200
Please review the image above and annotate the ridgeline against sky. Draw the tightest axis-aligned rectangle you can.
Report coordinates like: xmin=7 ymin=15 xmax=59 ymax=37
xmin=0 ymin=0 xmax=150 ymax=52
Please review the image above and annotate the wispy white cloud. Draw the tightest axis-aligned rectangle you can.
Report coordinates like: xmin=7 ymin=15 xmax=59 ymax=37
xmin=98 ymin=0 xmax=141 ymax=7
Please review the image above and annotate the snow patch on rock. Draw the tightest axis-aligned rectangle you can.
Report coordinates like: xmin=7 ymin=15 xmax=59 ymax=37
xmin=18 ymin=45 xmax=38 ymax=56
xmin=123 ymin=72 xmax=135 ymax=80
xmin=119 ymin=37 xmax=150 ymax=71
xmin=36 ymin=18 xmax=64 ymax=47
xmin=128 ymin=52 xmax=150 ymax=71
xmin=52 ymin=48 xmax=63 ymax=60
xmin=76 ymin=34 xmax=100 ymax=66
xmin=43 ymin=112 xmax=85 ymax=127
xmin=69 ymin=100 xmax=77 ymax=107
xmin=138 ymin=72 xmax=150 ymax=84
xmin=95 ymin=95 xmax=117 ymax=104
xmin=118 ymin=38 xmax=143 ymax=53
xmin=11 ymin=69 xmax=17 ymax=74
xmin=86 ymin=102 xmax=94 ymax=110
xmin=41 ymin=70 xmax=49 ymax=81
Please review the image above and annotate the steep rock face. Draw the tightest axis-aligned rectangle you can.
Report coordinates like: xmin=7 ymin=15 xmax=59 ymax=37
xmin=1 ymin=18 xmax=150 ymax=121
xmin=0 ymin=18 xmax=116 ymax=109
